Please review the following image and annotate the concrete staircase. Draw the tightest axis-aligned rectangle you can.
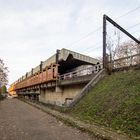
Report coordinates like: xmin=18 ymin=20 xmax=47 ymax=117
xmin=66 ymin=69 xmax=106 ymax=107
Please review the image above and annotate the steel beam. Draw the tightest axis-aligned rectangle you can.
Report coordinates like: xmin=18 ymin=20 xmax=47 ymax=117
xmin=103 ymin=14 xmax=140 ymax=68
xmin=105 ymin=15 xmax=140 ymax=44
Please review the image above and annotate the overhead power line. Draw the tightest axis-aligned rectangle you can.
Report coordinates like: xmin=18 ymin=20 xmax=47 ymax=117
xmin=67 ymin=26 xmax=102 ymax=48
xmin=126 ymin=22 xmax=140 ymax=30
xmin=67 ymin=5 xmax=140 ymax=51
xmin=116 ymin=6 xmax=140 ymax=20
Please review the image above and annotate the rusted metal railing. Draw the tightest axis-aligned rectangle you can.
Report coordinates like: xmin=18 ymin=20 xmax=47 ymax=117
xmin=15 ymin=64 xmax=59 ymax=90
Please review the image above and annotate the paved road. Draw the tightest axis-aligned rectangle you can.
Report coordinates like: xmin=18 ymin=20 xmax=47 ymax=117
xmin=0 ymin=99 xmax=98 ymax=140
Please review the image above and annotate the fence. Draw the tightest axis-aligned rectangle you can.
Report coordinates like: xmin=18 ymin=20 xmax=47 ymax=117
xmin=107 ymin=53 xmax=140 ymax=71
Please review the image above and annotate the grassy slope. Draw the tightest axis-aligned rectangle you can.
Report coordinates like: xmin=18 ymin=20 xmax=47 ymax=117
xmin=68 ymin=69 xmax=140 ymax=138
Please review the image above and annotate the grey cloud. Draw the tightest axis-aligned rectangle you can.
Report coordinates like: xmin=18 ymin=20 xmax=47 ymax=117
xmin=0 ymin=0 xmax=139 ymax=84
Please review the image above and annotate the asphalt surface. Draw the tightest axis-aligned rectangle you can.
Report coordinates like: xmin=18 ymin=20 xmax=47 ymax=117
xmin=0 ymin=99 xmax=97 ymax=140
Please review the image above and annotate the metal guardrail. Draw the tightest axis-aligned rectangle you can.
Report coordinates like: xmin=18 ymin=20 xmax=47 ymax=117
xmin=59 ymin=64 xmax=103 ymax=80
xmin=15 ymin=64 xmax=103 ymax=90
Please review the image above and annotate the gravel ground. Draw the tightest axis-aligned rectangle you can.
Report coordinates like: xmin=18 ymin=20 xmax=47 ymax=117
xmin=0 ymin=99 xmax=98 ymax=140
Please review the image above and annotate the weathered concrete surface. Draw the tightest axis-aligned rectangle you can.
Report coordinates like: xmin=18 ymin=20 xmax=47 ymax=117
xmin=39 ymin=70 xmax=105 ymax=107
xmin=39 ymin=84 xmax=85 ymax=106
xmin=0 ymin=99 xmax=97 ymax=140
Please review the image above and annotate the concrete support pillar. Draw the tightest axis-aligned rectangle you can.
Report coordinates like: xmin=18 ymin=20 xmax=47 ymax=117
xmin=39 ymin=88 xmax=45 ymax=102
xmin=55 ymin=86 xmax=63 ymax=93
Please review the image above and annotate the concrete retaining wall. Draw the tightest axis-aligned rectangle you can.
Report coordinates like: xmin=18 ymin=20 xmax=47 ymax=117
xmin=39 ymin=84 xmax=86 ymax=106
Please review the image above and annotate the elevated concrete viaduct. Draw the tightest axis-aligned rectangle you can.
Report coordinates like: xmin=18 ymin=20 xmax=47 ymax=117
xmin=13 ymin=48 xmax=102 ymax=106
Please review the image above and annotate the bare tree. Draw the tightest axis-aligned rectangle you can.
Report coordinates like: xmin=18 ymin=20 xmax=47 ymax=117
xmin=106 ymin=31 xmax=121 ymax=62
xmin=106 ymin=33 xmax=140 ymax=69
xmin=115 ymin=39 xmax=140 ymax=66
xmin=0 ymin=59 xmax=8 ymax=86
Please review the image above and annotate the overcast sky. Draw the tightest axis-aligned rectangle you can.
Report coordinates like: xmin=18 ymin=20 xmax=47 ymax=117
xmin=0 ymin=0 xmax=140 ymax=84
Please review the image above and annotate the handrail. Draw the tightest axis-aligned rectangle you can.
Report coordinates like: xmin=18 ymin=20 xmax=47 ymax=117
xmin=109 ymin=53 xmax=140 ymax=69
xmin=67 ymin=69 xmax=106 ymax=107
xmin=15 ymin=64 xmax=103 ymax=90
xmin=113 ymin=53 xmax=140 ymax=62
xmin=59 ymin=64 xmax=103 ymax=80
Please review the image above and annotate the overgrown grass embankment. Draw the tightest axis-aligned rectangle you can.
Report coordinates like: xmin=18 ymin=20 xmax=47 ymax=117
xmin=68 ymin=69 xmax=140 ymax=138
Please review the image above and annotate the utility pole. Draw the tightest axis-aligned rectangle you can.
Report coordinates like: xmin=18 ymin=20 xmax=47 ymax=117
xmin=103 ymin=14 xmax=140 ymax=69
xmin=103 ymin=15 xmax=107 ymax=68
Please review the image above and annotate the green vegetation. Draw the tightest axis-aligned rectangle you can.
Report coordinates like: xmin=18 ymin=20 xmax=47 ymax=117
xmin=68 ymin=69 xmax=140 ymax=138
xmin=1 ymin=85 xmax=7 ymax=93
